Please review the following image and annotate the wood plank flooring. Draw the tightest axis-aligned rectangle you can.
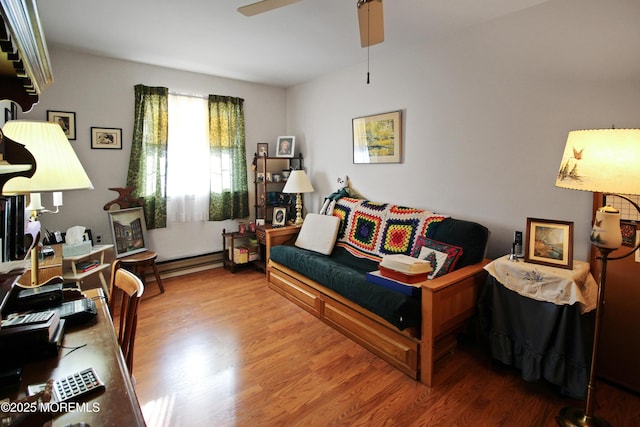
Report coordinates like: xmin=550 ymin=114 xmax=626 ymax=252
xmin=131 ymin=267 xmax=640 ymax=426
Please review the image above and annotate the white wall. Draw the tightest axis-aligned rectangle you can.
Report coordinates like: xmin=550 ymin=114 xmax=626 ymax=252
xmin=19 ymin=48 xmax=287 ymax=261
xmin=287 ymin=0 xmax=640 ymax=261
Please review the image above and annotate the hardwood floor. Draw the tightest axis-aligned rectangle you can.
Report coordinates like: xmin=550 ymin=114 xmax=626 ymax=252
xmin=131 ymin=267 xmax=640 ymax=426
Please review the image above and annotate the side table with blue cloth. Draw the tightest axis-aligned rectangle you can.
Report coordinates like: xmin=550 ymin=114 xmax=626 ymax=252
xmin=478 ymin=256 xmax=597 ymax=399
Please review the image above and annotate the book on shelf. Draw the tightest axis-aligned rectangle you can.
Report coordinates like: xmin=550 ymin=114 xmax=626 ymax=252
xmin=75 ymin=260 xmax=100 ymax=272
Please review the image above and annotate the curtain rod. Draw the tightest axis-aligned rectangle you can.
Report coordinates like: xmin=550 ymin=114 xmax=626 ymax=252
xmin=169 ymin=91 xmax=207 ymax=100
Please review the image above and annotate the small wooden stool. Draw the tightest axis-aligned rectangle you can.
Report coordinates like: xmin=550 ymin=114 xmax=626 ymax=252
xmin=119 ymin=250 xmax=165 ymax=294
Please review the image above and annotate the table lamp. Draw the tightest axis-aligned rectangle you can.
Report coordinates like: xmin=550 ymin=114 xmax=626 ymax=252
xmin=555 ymin=128 xmax=640 ymax=427
xmin=2 ymin=120 xmax=94 ymax=286
xmin=282 ymin=170 xmax=314 ymax=225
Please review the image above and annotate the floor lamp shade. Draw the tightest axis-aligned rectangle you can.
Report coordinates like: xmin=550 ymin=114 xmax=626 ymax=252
xmin=556 ymin=128 xmax=640 ymax=195
xmin=555 ymin=128 xmax=640 ymax=427
xmin=2 ymin=120 xmax=94 ymax=194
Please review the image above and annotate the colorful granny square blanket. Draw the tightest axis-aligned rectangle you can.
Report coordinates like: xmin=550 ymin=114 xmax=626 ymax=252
xmin=332 ymin=198 xmax=448 ymax=261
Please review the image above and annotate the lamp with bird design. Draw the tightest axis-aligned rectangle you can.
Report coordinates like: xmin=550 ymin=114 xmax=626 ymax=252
xmin=555 ymin=128 xmax=640 ymax=427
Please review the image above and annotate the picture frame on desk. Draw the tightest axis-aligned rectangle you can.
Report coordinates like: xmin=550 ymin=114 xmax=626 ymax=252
xmin=524 ymin=217 xmax=573 ymax=270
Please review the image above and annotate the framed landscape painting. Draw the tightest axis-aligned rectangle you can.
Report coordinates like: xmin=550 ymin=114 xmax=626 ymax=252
xmin=353 ymin=110 xmax=402 ymax=164
xmin=524 ymin=217 xmax=574 ymax=269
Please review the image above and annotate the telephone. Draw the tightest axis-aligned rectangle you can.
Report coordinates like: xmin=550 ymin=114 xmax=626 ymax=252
xmin=43 ymin=229 xmax=64 ymax=245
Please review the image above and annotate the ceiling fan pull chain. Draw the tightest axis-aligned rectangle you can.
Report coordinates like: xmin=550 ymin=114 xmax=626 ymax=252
xmin=366 ymin=1 xmax=371 ymax=84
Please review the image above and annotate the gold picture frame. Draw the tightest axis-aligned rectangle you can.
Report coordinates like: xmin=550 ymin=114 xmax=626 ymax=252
xmin=525 ymin=217 xmax=574 ymax=269
xmin=353 ymin=110 xmax=402 ymax=164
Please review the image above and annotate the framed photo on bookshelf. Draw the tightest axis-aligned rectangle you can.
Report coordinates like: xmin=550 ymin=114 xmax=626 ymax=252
xmin=273 ymin=207 xmax=287 ymax=227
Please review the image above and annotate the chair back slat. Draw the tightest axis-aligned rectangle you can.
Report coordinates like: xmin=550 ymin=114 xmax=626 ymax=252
xmin=109 ymin=261 xmax=144 ymax=373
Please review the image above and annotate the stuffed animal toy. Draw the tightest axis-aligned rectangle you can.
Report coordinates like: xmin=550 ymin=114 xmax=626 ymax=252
xmin=319 ymin=175 xmax=350 ymax=215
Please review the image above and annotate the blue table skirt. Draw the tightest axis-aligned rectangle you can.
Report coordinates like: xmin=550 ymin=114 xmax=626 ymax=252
xmin=478 ymin=276 xmax=594 ymax=399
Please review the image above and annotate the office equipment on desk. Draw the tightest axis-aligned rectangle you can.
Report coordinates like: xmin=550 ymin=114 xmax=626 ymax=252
xmin=10 ymin=281 xmax=63 ymax=311
xmin=27 ymin=367 xmax=105 ymax=403
xmin=1 ymin=310 xmax=54 ymax=328
xmin=51 ymin=297 xmax=97 ymax=326
xmin=7 ymin=287 xmax=146 ymax=426
xmin=0 ymin=312 xmax=64 ymax=364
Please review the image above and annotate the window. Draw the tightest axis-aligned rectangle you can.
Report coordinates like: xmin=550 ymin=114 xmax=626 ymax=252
xmin=128 ymin=85 xmax=249 ymax=229
xmin=166 ymin=94 xmax=210 ymax=222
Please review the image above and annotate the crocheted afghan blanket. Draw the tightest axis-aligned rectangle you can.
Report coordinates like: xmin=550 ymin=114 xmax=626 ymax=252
xmin=332 ymin=197 xmax=447 ymax=262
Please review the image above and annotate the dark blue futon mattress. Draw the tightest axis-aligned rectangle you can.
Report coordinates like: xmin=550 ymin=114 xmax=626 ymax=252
xmin=269 ymin=245 xmax=420 ymax=330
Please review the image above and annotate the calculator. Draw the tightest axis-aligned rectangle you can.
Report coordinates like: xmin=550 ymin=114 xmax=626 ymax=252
xmin=1 ymin=311 xmax=54 ymax=328
xmin=28 ymin=368 xmax=105 ymax=403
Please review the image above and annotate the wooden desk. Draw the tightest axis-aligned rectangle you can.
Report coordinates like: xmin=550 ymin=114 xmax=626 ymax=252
xmin=6 ymin=288 xmax=146 ymax=426
xmin=17 ymin=246 xmax=63 ymax=287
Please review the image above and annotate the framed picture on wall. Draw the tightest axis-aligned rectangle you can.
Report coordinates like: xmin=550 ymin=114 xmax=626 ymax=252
xmin=353 ymin=110 xmax=402 ymax=164
xmin=91 ymin=127 xmax=122 ymax=149
xmin=3 ymin=101 xmax=17 ymax=125
xmin=47 ymin=110 xmax=76 ymax=140
xmin=524 ymin=217 xmax=574 ymax=269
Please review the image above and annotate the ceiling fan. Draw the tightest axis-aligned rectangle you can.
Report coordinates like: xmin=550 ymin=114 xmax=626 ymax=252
xmin=237 ymin=0 xmax=384 ymax=47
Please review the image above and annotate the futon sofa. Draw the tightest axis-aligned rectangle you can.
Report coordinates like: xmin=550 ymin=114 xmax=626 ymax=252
xmin=266 ymin=197 xmax=490 ymax=386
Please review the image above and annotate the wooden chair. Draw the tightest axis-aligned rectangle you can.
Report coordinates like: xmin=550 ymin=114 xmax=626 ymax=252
xmin=109 ymin=260 xmax=144 ymax=373
xmin=119 ymin=250 xmax=165 ymax=294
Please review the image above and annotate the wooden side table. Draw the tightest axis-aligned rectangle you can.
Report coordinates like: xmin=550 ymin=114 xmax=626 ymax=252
xmin=222 ymin=229 xmax=259 ymax=272
xmin=62 ymin=244 xmax=114 ymax=295
xmin=257 ymin=224 xmax=300 ymax=272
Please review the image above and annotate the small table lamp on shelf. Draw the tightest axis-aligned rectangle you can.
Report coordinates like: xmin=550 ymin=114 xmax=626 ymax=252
xmin=282 ymin=170 xmax=314 ymax=225
xmin=555 ymin=128 xmax=640 ymax=427
xmin=2 ymin=120 xmax=94 ymax=286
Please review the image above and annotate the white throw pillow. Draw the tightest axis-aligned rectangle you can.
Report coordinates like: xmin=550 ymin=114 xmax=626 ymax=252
xmin=295 ymin=213 xmax=340 ymax=255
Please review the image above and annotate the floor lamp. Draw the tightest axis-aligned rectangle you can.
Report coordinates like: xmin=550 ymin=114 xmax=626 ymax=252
xmin=555 ymin=128 xmax=640 ymax=427
xmin=2 ymin=120 xmax=94 ymax=286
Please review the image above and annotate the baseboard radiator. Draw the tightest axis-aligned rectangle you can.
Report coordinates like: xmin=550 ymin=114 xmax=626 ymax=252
xmin=151 ymin=252 xmax=224 ymax=281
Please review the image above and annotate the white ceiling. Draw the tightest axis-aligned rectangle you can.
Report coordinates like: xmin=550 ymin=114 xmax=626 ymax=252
xmin=37 ymin=0 xmax=551 ymax=88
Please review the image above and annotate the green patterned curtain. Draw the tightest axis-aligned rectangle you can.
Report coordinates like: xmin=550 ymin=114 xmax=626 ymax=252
xmin=127 ymin=84 xmax=169 ymax=229
xmin=208 ymin=95 xmax=249 ymax=220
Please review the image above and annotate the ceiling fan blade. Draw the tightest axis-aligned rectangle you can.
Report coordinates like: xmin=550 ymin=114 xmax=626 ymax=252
xmin=238 ymin=0 xmax=303 ymax=17
xmin=357 ymin=0 xmax=384 ymax=47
